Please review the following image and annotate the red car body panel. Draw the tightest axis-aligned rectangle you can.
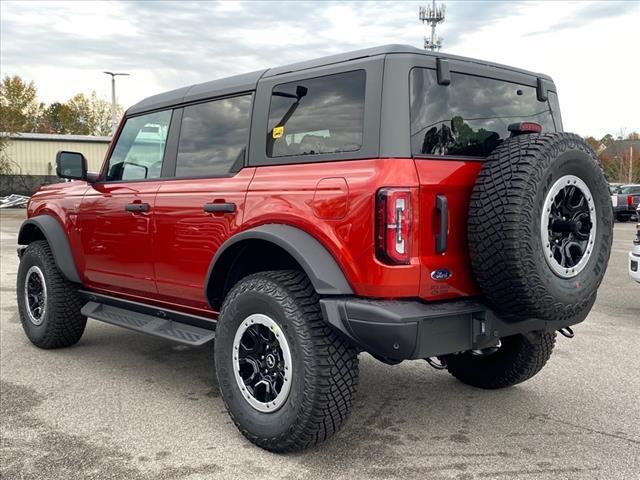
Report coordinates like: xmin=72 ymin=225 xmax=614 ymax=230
xmin=153 ymin=169 xmax=256 ymax=309
xmin=244 ymin=156 xmax=482 ymax=300
xmin=26 ymin=155 xmax=483 ymax=315
xmin=79 ymin=181 xmax=162 ymax=297
xmin=243 ymin=158 xmax=421 ymax=298
xmin=414 ymin=158 xmax=482 ymax=300
xmin=28 ymin=181 xmax=89 ymax=277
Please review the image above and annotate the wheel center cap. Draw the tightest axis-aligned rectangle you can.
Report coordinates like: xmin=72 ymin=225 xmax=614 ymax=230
xmin=551 ymin=219 xmax=576 ymax=233
xmin=265 ymin=354 xmax=276 ymax=369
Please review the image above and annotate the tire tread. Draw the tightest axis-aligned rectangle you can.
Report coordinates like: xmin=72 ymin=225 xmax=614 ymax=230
xmin=468 ymin=133 xmax=611 ymax=322
xmin=445 ymin=331 xmax=556 ymax=389
xmin=17 ymin=240 xmax=86 ymax=349
xmin=216 ymin=270 xmax=359 ymax=452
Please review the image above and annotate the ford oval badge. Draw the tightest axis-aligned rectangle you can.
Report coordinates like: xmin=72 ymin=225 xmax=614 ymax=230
xmin=431 ymin=268 xmax=452 ymax=281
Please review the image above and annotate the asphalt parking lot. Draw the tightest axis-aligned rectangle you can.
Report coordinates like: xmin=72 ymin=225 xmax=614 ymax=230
xmin=1 ymin=208 xmax=638 ymax=480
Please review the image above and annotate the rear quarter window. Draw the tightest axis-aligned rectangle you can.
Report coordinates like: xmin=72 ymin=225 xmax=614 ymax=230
xmin=410 ymin=68 xmax=557 ymax=157
xmin=266 ymin=70 xmax=366 ymax=158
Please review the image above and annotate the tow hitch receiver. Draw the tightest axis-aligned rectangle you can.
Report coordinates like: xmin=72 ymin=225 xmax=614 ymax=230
xmin=471 ymin=339 xmax=502 ymax=356
xmin=426 ymin=357 xmax=447 ymax=370
xmin=558 ymin=326 xmax=575 ymax=339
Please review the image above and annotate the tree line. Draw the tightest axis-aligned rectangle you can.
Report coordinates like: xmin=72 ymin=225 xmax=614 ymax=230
xmin=0 ymin=75 xmax=125 ymax=176
xmin=585 ymin=132 xmax=640 ymax=184
xmin=0 ymin=75 xmax=123 ymax=137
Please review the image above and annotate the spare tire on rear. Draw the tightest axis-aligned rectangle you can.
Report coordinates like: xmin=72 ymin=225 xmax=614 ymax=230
xmin=468 ymin=132 xmax=613 ymax=323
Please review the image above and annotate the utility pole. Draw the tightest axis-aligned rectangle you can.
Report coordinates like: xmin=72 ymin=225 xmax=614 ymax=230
xmin=419 ymin=0 xmax=446 ymax=51
xmin=630 ymin=145 xmax=634 ymax=183
xmin=103 ymin=71 xmax=129 ymax=135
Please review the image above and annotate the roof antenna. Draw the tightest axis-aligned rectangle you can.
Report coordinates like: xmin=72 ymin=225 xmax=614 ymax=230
xmin=419 ymin=0 xmax=445 ymax=51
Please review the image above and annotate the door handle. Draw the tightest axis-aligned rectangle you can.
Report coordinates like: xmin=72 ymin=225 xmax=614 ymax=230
xmin=203 ymin=202 xmax=236 ymax=214
xmin=125 ymin=202 xmax=150 ymax=213
xmin=435 ymin=194 xmax=448 ymax=254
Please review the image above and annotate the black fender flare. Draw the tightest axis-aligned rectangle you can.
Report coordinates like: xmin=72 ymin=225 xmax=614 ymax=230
xmin=18 ymin=216 xmax=82 ymax=284
xmin=205 ymin=224 xmax=353 ymax=306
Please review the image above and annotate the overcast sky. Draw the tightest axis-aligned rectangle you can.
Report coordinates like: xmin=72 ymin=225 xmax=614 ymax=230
xmin=1 ymin=0 xmax=638 ymax=138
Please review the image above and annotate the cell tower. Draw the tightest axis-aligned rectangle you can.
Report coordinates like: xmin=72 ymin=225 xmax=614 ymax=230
xmin=419 ymin=0 xmax=445 ymax=51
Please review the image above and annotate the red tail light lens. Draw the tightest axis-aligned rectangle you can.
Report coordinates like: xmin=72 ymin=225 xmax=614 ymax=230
xmin=627 ymin=195 xmax=634 ymax=207
xmin=375 ymin=188 xmax=412 ymax=265
xmin=507 ymin=122 xmax=542 ymax=135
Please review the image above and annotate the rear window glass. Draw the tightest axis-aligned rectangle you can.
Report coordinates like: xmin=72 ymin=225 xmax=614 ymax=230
xmin=266 ymin=70 xmax=366 ymax=158
xmin=619 ymin=186 xmax=640 ymax=194
xmin=410 ymin=68 xmax=557 ymax=157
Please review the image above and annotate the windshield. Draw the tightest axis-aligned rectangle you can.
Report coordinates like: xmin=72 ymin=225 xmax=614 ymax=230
xmin=410 ymin=68 xmax=559 ymax=157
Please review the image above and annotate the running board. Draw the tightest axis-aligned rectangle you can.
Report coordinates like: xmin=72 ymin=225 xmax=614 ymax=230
xmin=81 ymin=301 xmax=216 ymax=346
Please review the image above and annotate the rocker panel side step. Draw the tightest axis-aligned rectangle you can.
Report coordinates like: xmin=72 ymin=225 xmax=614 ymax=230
xmin=81 ymin=301 xmax=216 ymax=346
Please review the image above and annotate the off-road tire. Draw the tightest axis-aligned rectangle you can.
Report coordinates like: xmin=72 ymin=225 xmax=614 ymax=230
xmin=214 ymin=270 xmax=359 ymax=452
xmin=468 ymin=133 xmax=613 ymax=323
xmin=443 ymin=331 xmax=556 ymax=389
xmin=17 ymin=240 xmax=86 ymax=348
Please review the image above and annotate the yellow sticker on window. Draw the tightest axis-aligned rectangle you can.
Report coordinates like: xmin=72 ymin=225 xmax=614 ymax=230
xmin=272 ymin=126 xmax=284 ymax=139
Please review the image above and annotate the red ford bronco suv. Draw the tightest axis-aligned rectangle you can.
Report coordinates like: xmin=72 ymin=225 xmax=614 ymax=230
xmin=17 ymin=45 xmax=613 ymax=452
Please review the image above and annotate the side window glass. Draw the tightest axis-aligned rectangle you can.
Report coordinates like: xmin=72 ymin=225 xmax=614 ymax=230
xmin=176 ymin=95 xmax=252 ymax=177
xmin=266 ymin=70 xmax=366 ymax=158
xmin=106 ymin=110 xmax=172 ymax=181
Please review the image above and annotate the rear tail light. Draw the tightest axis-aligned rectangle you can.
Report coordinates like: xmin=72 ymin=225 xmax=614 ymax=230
xmin=375 ymin=188 xmax=412 ymax=265
xmin=507 ymin=122 xmax=542 ymax=135
xmin=627 ymin=195 xmax=634 ymax=207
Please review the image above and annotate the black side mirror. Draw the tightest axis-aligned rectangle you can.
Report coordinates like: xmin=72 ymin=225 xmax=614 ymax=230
xmin=56 ymin=151 xmax=87 ymax=181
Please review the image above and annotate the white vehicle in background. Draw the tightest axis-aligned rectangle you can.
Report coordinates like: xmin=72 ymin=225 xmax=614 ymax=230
xmin=630 ymin=206 xmax=640 ymax=283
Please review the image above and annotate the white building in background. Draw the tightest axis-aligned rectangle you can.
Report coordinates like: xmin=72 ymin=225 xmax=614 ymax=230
xmin=1 ymin=133 xmax=111 ymax=195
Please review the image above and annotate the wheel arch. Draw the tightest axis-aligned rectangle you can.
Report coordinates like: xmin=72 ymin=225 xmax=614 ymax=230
xmin=205 ymin=224 xmax=353 ymax=310
xmin=18 ymin=216 xmax=82 ymax=284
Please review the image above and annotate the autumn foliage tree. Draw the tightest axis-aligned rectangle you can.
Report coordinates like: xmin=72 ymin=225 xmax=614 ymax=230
xmin=39 ymin=92 xmax=116 ymax=136
xmin=589 ymin=132 xmax=640 ymax=184
xmin=0 ymin=76 xmax=44 ymax=133
xmin=1 ymin=74 xmax=121 ymax=176
xmin=0 ymin=75 xmax=121 ymax=137
xmin=0 ymin=76 xmax=45 ymax=174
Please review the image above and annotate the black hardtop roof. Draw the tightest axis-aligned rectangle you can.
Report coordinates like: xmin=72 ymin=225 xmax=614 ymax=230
xmin=128 ymin=44 xmax=551 ymax=115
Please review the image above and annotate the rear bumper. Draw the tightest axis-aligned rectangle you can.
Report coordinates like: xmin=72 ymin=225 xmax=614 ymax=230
xmin=320 ymin=297 xmax=577 ymax=361
xmin=614 ymin=205 xmax=638 ymax=215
